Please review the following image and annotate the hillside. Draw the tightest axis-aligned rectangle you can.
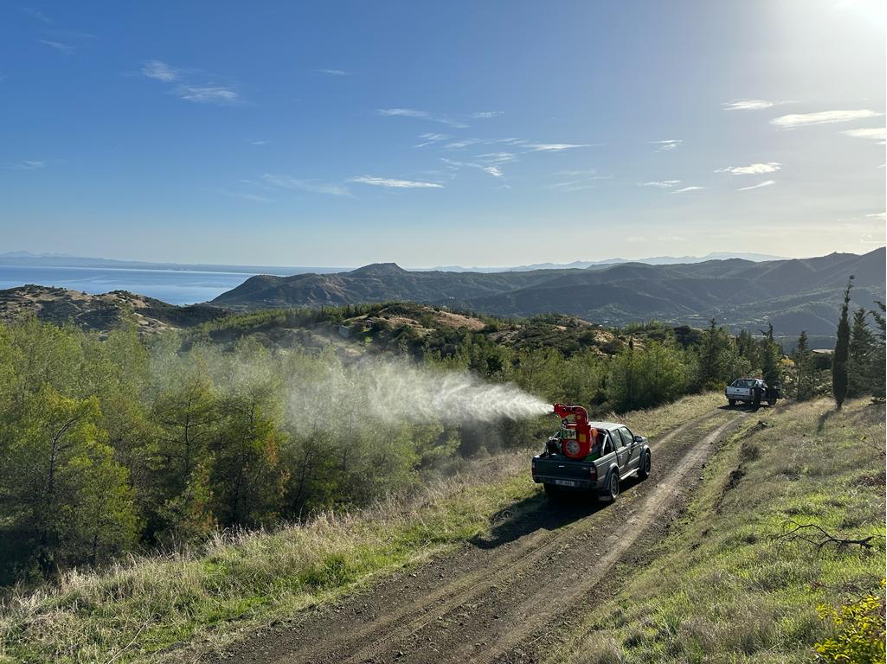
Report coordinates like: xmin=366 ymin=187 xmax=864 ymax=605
xmin=211 ymin=248 xmax=886 ymax=340
xmin=0 ymin=284 xmax=227 ymax=333
xmin=3 ymin=397 xmax=881 ymax=663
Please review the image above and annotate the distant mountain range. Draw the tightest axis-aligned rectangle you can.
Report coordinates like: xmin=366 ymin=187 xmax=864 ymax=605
xmin=422 ymin=252 xmax=787 ymax=272
xmin=0 ymin=251 xmax=785 ymax=275
xmin=212 ymin=248 xmax=886 ymax=340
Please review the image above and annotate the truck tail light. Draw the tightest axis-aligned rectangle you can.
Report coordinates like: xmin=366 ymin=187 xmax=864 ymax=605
xmin=531 ymin=460 xmax=537 ymax=477
xmin=589 ymin=466 xmax=597 ymax=480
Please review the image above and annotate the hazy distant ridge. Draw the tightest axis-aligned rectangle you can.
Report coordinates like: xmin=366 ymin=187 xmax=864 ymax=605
xmin=211 ymin=248 xmax=885 ymax=339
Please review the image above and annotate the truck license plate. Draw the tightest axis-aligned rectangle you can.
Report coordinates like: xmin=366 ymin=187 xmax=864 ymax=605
xmin=554 ymin=479 xmax=576 ymax=487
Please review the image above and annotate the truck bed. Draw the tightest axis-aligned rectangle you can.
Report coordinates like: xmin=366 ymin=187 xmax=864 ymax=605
xmin=533 ymin=456 xmax=597 ymax=489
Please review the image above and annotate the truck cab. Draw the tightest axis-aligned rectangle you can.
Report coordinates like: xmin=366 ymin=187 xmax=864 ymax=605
xmin=532 ymin=410 xmax=651 ymax=501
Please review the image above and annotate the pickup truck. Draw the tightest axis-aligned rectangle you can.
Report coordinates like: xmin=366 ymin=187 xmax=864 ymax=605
xmin=532 ymin=405 xmax=651 ymax=501
xmin=725 ymin=378 xmax=779 ymax=407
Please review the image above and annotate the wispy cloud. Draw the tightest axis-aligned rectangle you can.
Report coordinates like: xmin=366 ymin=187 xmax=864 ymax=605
xmin=715 ymin=162 xmax=782 ymax=175
xmin=672 ymin=186 xmax=704 ymax=194
xmin=526 ymin=143 xmax=592 ymax=152
xmin=722 ymin=99 xmax=794 ymax=111
xmin=723 ymin=99 xmax=775 ymax=111
xmin=142 ymin=60 xmax=179 ymax=82
xmin=416 ymin=134 xmax=453 ymax=150
xmin=6 ymin=160 xmax=46 ymax=171
xmin=251 ymin=140 xmax=268 ymax=146
xmin=216 ymin=188 xmax=273 ymax=203
xmin=558 ymin=169 xmax=608 ymax=177
xmin=475 ymin=152 xmax=517 ymax=165
xmin=550 ymin=169 xmax=613 ymax=192
xmin=771 ymin=109 xmax=882 ymax=128
xmin=38 ymin=39 xmax=73 ymax=55
xmin=262 ymin=173 xmax=350 ymax=196
xmin=548 ymin=180 xmax=597 ymax=193
xmin=737 ymin=180 xmax=775 ymax=191
xmin=173 ymin=85 xmax=239 ymax=105
xmin=413 ymin=133 xmax=451 ymax=148
xmin=650 ymin=139 xmax=682 ymax=152
xmin=349 ymin=176 xmax=444 ymax=189
xmin=142 ymin=60 xmax=240 ymax=105
xmin=377 ymin=108 xmax=468 ymax=128
xmin=432 ymin=137 xmax=529 ymax=151
xmin=21 ymin=7 xmax=51 ymax=23
xmin=439 ymin=157 xmax=508 ymax=182
xmin=444 ymin=138 xmax=484 ymax=150
xmin=472 ymin=111 xmax=504 ymax=118
xmin=841 ymin=127 xmax=886 ymax=143
xmin=639 ymin=180 xmax=681 ymax=188
xmin=316 ymin=68 xmax=351 ymax=76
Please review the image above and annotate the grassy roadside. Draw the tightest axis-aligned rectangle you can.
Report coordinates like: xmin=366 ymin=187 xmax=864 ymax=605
xmin=552 ymin=397 xmax=886 ymax=664
xmin=0 ymin=392 xmax=722 ymax=664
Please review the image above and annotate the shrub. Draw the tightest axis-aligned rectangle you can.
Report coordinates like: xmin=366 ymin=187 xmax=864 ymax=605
xmin=814 ymin=585 xmax=886 ymax=664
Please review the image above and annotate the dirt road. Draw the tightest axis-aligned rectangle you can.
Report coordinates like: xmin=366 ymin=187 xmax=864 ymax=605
xmin=209 ymin=408 xmax=747 ymax=664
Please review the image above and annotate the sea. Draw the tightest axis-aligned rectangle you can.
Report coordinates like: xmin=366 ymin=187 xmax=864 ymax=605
xmin=0 ymin=265 xmax=265 ymax=305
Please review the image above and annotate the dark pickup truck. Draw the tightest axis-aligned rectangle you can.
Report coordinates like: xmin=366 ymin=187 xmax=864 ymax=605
xmin=531 ymin=404 xmax=651 ymax=501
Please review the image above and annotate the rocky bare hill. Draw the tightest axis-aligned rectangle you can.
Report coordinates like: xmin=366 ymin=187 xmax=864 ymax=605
xmin=0 ymin=285 xmax=227 ymax=334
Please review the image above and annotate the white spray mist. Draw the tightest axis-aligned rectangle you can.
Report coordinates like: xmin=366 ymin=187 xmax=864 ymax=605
xmin=359 ymin=359 xmax=552 ymax=424
xmin=286 ymin=356 xmax=551 ymax=435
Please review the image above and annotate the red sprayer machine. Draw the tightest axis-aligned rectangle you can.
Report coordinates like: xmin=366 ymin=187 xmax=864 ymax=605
xmin=551 ymin=403 xmax=598 ymax=460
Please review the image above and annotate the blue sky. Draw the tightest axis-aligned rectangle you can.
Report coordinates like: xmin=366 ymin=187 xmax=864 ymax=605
xmin=1 ymin=1 xmax=885 ymax=267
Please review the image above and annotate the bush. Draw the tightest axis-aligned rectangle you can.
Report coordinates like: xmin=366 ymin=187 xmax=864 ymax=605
xmin=814 ymin=586 xmax=886 ymax=664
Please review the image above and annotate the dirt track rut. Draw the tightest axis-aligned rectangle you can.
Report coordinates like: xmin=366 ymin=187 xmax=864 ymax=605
xmin=209 ymin=408 xmax=747 ymax=664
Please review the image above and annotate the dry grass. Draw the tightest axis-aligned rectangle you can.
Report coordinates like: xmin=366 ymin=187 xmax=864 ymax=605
xmin=0 ymin=393 xmax=722 ymax=664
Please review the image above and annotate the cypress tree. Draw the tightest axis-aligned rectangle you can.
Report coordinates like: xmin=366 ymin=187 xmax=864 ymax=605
xmin=760 ymin=322 xmax=780 ymax=386
xmin=832 ymin=276 xmax=853 ymax=410
xmin=847 ymin=308 xmax=875 ymax=397
xmin=870 ymin=301 xmax=886 ymax=400
xmin=793 ymin=330 xmax=812 ymax=401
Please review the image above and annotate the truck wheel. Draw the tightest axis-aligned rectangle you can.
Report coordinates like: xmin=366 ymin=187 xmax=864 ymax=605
xmin=768 ymin=399 xmax=776 ymax=406
xmin=728 ymin=399 xmax=736 ymax=407
xmin=638 ymin=451 xmax=651 ymax=479
xmin=606 ymin=472 xmax=620 ymax=501
xmin=543 ymin=484 xmax=562 ymax=501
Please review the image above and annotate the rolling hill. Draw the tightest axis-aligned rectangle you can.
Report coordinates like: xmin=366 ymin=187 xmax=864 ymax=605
xmin=212 ymin=248 xmax=885 ymax=339
xmin=0 ymin=285 xmax=227 ymax=334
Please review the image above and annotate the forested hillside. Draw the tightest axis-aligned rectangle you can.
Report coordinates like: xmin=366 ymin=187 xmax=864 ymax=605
xmin=212 ymin=248 xmax=885 ymax=340
xmin=1 ymin=289 xmax=883 ymax=588
xmin=0 ymin=307 xmax=790 ymax=585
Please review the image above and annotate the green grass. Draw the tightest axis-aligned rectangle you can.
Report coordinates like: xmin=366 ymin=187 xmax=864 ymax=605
xmin=0 ymin=393 xmax=721 ymax=664
xmin=552 ymin=397 xmax=886 ymax=664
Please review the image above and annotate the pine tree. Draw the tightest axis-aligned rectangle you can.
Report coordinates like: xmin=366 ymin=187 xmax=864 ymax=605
xmin=793 ymin=330 xmax=813 ymax=401
xmin=832 ymin=276 xmax=853 ymax=410
xmin=2 ymin=386 xmax=138 ymax=578
xmin=847 ymin=308 xmax=875 ymax=397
